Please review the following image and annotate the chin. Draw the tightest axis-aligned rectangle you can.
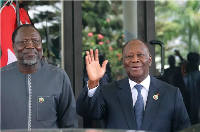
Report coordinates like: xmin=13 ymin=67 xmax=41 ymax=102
xmin=22 ymin=59 xmax=38 ymax=65
xmin=129 ymin=73 xmax=140 ymax=79
xmin=130 ymin=72 xmax=142 ymax=77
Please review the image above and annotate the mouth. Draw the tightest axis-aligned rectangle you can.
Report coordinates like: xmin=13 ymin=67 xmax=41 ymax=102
xmin=24 ymin=52 xmax=37 ymax=55
xmin=24 ymin=52 xmax=37 ymax=58
xmin=25 ymin=53 xmax=35 ymax=55
xmin=131 ymin=66 xmax=142 ymax=70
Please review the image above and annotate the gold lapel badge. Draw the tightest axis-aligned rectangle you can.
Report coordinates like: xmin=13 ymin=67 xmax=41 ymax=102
xmin=39 ymin=97 xmax=44 ymax=103
xmin=153 ymin=93 xmax=159 ymax=100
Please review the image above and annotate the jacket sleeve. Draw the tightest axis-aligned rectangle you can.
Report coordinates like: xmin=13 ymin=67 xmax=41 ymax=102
xmin=172 ymin=88 xmax=191 ymax=131
xmin=76 ymin=84 xmax=106 ymax=120
xmin=57 ymin=73 xmax=78 ymax=128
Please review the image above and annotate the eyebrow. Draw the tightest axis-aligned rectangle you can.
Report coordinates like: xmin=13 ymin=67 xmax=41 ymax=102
xmin=20 ymin=37 xmax=39 ymax=39
xmin=126 ymin=50 xmax=145 ymax=53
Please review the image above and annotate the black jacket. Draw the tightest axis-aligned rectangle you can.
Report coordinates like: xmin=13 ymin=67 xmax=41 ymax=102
xmin=77 ymin=76 xmax=190 ymax=132
xmin=183 ymin=71 xmax=200 ymax=125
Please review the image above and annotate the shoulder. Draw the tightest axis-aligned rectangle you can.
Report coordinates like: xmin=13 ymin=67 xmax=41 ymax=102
xmin=1 ymin=61 xmax=17 ymax=72
xmin=100 ymin=77 xmax=126 ymax=91
xmin=187 ymin=71 xmax=200 ymax=77
xmin=41 ymin=61 xmax=67 ymax=75
xmin=151 ymin=76 xmax=179 ymax=92
xmin=104 ymin=80 xmax=118 ymax=87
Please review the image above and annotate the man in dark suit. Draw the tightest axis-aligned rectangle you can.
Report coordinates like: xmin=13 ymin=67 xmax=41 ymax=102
xmin=76 ymin=39 xmax=191 ymax=132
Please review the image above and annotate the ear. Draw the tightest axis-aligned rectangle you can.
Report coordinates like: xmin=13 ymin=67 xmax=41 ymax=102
xmin=122 ymin=57 xmax=125 ymax=68
xmin=149 ymin=55 xmax=152 ymax=66
xmin=39 ymin=50 xmax=44 ymax=59
xmin=12 ymin=43 xmax=15 ymax=53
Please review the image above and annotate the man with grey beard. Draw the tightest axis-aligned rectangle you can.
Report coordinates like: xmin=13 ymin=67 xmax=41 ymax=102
xmin=1 ymin=24 xmax=78 ymax=130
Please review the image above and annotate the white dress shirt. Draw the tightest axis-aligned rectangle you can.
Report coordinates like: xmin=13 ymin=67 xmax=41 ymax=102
xmin=129 ymin=75 xmax=150 ymax=110
xmin=88 ymin=75 xmax=150 ymax=110
xmin=87 ymin=83 xmax=98 ymax=97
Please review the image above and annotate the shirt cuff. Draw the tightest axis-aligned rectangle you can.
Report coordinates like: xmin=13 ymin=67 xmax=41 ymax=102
xmin=87 ymin=81 xmax=99 ymax=97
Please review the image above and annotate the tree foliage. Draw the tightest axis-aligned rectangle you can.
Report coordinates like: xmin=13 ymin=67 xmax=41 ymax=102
xmin=82 ymin=1 xmax=125 ymax=81
xmin=28 ymin=1 xmax=61 ymax=66
xmin=155 ymin=0 xmax=200 ymax=64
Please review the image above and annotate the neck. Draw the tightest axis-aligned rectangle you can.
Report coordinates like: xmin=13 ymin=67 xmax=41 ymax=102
xmin=17 ymin=61 xmax=40 ymax=74
xmin=130 ymin=75 xmax=148 ymax=84
xmin=130 ymin=77 xmax=143 ymax=84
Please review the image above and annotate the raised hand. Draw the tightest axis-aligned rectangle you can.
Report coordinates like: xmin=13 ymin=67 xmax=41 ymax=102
xmin=85 ymin=49 xmax=108 ymax=89
xmin=175 ymin=50 xmax=181 ymax=57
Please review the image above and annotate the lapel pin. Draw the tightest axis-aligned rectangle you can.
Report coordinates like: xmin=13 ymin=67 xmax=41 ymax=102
xmin=153 ymin=93 xmax=159 ymax=100
xmin=39 ymin=97 xmax=44 ymax=103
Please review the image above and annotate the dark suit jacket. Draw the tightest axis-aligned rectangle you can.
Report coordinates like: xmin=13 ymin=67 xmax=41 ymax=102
xmin=183 ymin=71 xmax=200 ymax=125
xmin=76 ymin=76 xmax=191 ymax=132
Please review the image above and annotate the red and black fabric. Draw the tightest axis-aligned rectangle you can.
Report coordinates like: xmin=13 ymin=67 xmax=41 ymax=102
xmin=0 ymin=1 xmax=31 ymax=67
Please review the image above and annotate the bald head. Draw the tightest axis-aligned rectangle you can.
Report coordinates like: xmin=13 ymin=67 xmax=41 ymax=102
xmin=122 ymin=39 xmax=150 ymax=55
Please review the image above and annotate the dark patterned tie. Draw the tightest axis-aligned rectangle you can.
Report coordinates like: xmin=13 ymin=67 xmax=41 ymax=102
xmin=134 ymin=84 xmax=144 ymax=130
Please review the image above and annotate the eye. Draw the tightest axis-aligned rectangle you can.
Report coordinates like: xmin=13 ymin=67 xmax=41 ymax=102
xmin=33 ymin=40 xmax=40 ymax=43
xmin=32 ymin=40 xmax=41 ymax=46
xmin=19 ymin=41 xmax=27 ymax=44
xmin=138 ymin=54 xmax=144 ymax=57
xmin=126 ymin=55 xmax=134 ymax=59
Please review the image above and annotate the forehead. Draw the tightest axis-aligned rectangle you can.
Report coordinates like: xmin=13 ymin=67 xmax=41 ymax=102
xmin=16 ymin=27 xmax=40 ymax=40
xmin=123 ymin=40 xmax=149 ymax=54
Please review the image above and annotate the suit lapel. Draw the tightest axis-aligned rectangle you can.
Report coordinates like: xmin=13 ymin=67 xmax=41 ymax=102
xmin=142 ymin=76 xmax=163 ymax=130
xmin=116 ymin=77 xmax=136 ymax=129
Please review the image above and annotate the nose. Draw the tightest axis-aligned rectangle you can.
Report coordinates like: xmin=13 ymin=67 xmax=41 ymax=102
xmin=131 ymin=55 xmax=138 ymax=63
xmin=25 ymin=41 xmax=34 ymax=49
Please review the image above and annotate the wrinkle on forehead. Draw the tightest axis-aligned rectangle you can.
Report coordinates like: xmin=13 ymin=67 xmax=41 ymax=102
xmin=16 ymin=27 xmax=41 ymax=40
xmin=124 ymin=40 xmax=150 ymax=55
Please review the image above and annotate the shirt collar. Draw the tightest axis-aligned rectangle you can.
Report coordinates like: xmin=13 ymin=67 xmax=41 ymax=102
xmin=128 ymin=75 xmax=150 ymax=91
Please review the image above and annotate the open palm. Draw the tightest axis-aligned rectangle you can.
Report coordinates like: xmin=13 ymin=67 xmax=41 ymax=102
xmin=86 ymin=49 xmax=108 ymax=82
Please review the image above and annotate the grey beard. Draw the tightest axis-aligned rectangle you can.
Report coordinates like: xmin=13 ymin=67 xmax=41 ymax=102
xmin=23 ymin=59 xmax=38 ymax=65
xmin=18 ymin=58 xmax=38 ymax=66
